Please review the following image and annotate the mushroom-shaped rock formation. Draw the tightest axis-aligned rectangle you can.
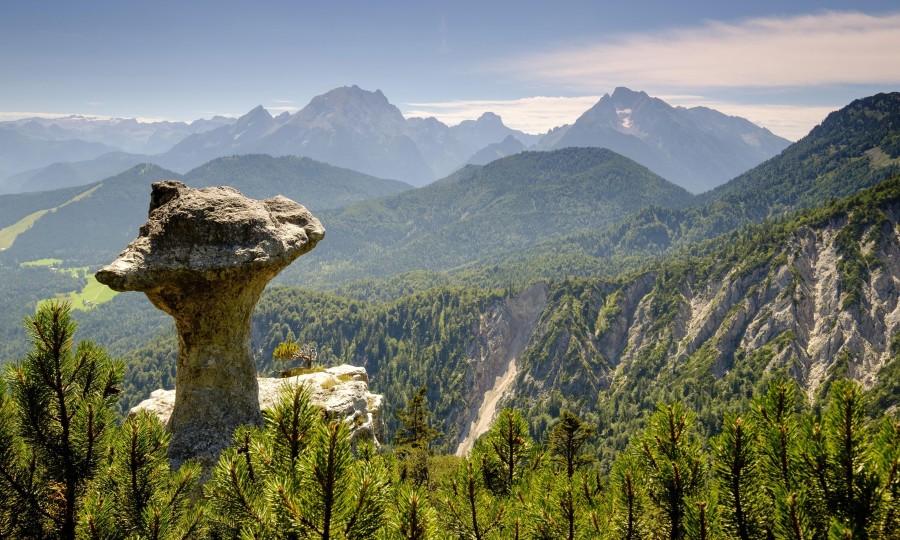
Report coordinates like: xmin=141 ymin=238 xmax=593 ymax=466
xmin=96 ymin=180 xmax=324 ymax=465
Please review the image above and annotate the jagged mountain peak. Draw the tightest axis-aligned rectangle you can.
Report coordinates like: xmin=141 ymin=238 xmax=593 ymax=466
xmin=475 ymin=111 xmax=503 ymax=124
xmin=610 ymin=86 xmax=650 ymax=103
xmin=289 ymin=85 xmax=406 ymax=130
xmin=540 ymin=87 xmax=791 ymax=193
xmin=239 ymin=105 xmax=272 ymax=122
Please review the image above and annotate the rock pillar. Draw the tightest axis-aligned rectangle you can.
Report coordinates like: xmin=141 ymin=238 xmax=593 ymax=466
xmin=96 ymin=180 xmax=324 ymax=465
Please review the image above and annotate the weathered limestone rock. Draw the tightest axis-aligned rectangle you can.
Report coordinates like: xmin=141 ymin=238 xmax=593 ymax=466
xmin=96 ymin=180 xmax=324 ymax=465
xmin=132 ymin=365 xmax=384 ymax=446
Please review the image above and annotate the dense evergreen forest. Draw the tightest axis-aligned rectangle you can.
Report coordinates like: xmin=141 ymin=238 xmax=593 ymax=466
xmin=0 ymin=303 xmax=897 ymax=538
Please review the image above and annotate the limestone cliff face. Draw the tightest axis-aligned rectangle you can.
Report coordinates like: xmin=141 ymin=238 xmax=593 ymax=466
xmin=594 ymin=203 xmax=894 ymax=401
xmin=458 ymin=194 xmax=899 ymax=440
xmin=453 ymin=283 xmax=548 ymax=454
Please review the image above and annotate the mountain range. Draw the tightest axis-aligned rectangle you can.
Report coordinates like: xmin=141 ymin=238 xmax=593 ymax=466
xmin=0 ymin=155 xmax=411 ymax=265
xmin=154 ymin=87 xmax=538 ymax=185
xmin=1 ymin=86 xmax=790 ymax=194
xmin=538 ymin=87 xmax=790 ymax=192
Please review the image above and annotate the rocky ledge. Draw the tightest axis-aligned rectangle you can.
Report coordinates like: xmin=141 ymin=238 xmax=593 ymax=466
xmin=132 ymin=364 xmax=384 ymax=446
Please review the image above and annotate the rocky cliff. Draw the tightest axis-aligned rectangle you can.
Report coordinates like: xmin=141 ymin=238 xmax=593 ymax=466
xmin=459 ymin=178 xmax=900 ymax=449
xmin=132 ymin=364 xmax=384 ymax=447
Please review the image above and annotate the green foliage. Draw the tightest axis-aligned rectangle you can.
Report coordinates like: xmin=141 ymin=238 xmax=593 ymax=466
xmin=394 ymin=386 xmax=441 ymax=450
xmin=638 ymin=402 xmax=706 ymax=540
xmin=385 ymin=484 xmax=438 ymax=540
xmin=437 ymin=458 xmax=506 ymax=540
xmin=712 ymin=414 xmax=765 ymax=540
xmin=482 ymin=408 xmax=533 ymax=496
xmin=78 ymin=411 xmax=205 ymax=539
xmin=204 ymin=383 xmax=389 ymax=539
xmin=547 ymin=409 xmax=594 ymax=479
xmin=608 ymin=450 xmax=650 ymax=539
xmin=0 ymin=301 xmax=123 ymax=539
xmin=0 ymin=264 xmax=86 ymax=361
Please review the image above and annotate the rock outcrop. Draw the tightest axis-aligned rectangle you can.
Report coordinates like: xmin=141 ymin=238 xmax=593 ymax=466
xmin=96 ymin=180 xmax=324 ymax=465
xmin=454 ymin=283 xmax=548 ymax=455
xmin=505 ymin=193 xmax=900 ymax=421
xmin=132 ymin=365 xmax=383 ymax=447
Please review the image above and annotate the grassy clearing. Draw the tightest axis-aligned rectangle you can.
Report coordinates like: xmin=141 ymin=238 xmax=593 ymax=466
xmin=0 ymin=184 xmax=101 ymax=252
xmin=37 ymin=274 xmax=117 ymax=312
xmin=20 ymin=258 xmax=64 ymax=267
xmin=865 ymin=147 xmax=900 ymax=168
xmin=0 ymin=210 xmax=49 ymax=250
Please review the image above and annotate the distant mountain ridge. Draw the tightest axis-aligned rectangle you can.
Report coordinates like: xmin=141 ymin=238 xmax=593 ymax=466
xmin=0 ymin=152 xmax=147 ymax=195
xmin=157 ymin=86 xmax=537 ymax=186
xmin=3 ymin=114 xmax=234 ymax=155
xmin=0 ymin=155 xmax=412 ymax=265
xmin=0 ymin=126 xmax=118 ymax=180
xmin=0 ymin=85 xmax=791 ymax=195
xmin=538 ymin=87 xmax=791 ymax=193
xmin=278 ymin=146 xmax=694 ymax=285
xmin=466 ymin=135 xmax=526 ymax=165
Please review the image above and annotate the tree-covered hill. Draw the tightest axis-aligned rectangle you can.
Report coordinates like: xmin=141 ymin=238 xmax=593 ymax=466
xmin=702 ymin=92 xmax=900 ymax=212
xmin=0 ymin=164 xmax=176 ymax=265
xmin=280 ymin=147 xmax=694 ymax=285
xmin=181 ymin=154 xmax=412 ymax=212
xmin=0 ymin=183 xmax=91 ymax=229
xmin=425 ymin=92 xmax=900 ymax=291
xmin=0 ymin=155 xmax=413 ymax=266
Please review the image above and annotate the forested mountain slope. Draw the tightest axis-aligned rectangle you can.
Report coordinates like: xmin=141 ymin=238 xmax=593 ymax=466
xmin=108 ymin=177 xmax=900 ymax=456
xmin=509 ymin=176 xmax=900 ymax=455
xmin=431 ymin=92 xmax=900 ymax=290
xmin=0 ymin=155 xmax=411 ymax=266
xmin=281 ymin=147 xmax=694 ymax=285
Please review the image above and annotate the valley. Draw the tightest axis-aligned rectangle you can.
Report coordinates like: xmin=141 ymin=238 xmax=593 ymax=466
xmin=4 ymin=3 xmax=899 ymax=536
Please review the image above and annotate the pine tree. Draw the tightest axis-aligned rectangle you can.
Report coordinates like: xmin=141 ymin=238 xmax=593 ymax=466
xmin=77 ymin=411 xmax=205 ymax=539
xmin=438 ymin=457 xmax=506 ymax=540
xmin=609 ymin=451 xmax=648 ymax=540
xmin=802 ymin=380 xmax=882 ymax=538
xmin=753 ymin=379 xmax=812 ymax=538
xmin=484 ymin=408 xmax=532 ymax=496
xmin=205 ymin=383 xmax=389 ymax=539
xmin=394 ymin=386 xmax=441 ymax=450
xmin=712 ymin=414 xmax=764 ymax=540
xmin=638 ymin=402 xmax=706 ymax=540
xmin=387 ymin=484 xmax=437 ymax=540
xmin=0 ymin=301 xmax=123 ymax=540
xmin=872 ymin=414 xmax=900 ymax=537
xmin=547 ymin=409 xmax=593 ymax=479
xmin=521 ymin=468 xmax=603 ymax=540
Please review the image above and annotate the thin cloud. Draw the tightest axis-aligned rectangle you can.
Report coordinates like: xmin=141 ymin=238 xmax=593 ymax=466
xmin=491 ymin=11 xmax=900 ymax=91
xmin=268 ymin=106 xmax=299 ymax=114
xmin=404 ymin=96 xmax=601 ymax=134
xmin=666 ymin=99 xmax=840 ymax=140
xmin=0 ymin=111 xmax=72 ymax=121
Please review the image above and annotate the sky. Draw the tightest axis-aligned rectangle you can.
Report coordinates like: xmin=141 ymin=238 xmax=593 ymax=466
xmin=1 ymin=1 xmax=899 ymax=140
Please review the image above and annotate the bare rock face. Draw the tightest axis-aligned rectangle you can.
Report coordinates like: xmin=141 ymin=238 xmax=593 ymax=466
xmin=96 ymin=180 xmax=324 ymax=465
xmin=132 ymin=365 xmax=384 ymax=447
